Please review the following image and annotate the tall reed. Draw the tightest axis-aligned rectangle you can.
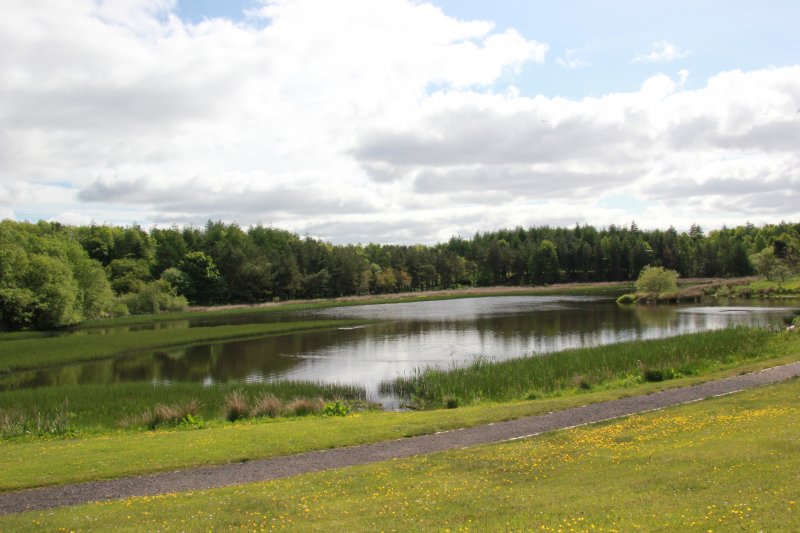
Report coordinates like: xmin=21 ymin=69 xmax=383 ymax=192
xmin=382 ymin=327 xmax=788 ymax=406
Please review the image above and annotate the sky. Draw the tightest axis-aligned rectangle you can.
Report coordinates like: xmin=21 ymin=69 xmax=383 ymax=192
xmin=1 ymin=0 xmax=798 ymax=244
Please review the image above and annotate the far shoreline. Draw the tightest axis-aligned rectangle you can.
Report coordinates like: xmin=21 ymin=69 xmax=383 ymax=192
xmin=186 ymin=280 xmax=633 ymax=313
xmin=80 ymin=276 xmax=795 ymax=329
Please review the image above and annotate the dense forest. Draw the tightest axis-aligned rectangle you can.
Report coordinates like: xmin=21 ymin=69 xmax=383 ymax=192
xmin=1 ymin=219 xmax=798 ymax=331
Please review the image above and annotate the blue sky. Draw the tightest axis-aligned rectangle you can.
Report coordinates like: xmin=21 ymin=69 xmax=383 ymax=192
xmin=1 ymin=0 xmax=798 ymax=243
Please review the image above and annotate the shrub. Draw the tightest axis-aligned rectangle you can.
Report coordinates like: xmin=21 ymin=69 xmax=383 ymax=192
xmin=616 ymin=294 xmax=636 ymax=305
xmin=323 ymin=400 xmax=351 ymax=417
xmin=635 ymin=266 xmax=678 ymax=296
xmin=117 ymin=279 xmax=188 ymax=315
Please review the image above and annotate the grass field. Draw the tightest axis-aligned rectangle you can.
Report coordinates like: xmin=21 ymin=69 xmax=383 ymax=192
xmin=3 ymin=376 xmax=798 ymax=531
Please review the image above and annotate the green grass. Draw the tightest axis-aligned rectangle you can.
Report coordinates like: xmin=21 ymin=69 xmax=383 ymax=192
xmin=384 ymin=326 xmax=799 ymax=406
xmin=3 ymin=377 xmax=799 ymax=531
xmin=0 ymin=381 xmax=367 ymax=434
xmin=738 ymin=274 xmax=800 ymax=295
xmin=0 ymin=334 xmax=797 ymax=492
xmin=0 ymin=319 xmax=370 ymax=373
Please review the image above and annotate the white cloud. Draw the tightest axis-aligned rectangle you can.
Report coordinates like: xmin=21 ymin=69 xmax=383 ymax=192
xmin=353 ymin=66 xmax=800 ymax=238
xmin=634 ymin=40 xmax=689 ymax=63
xmin=0 ymin=1 xmax=798 ymax=243
xmin=556 ymin=49 xmax=588 ymax=69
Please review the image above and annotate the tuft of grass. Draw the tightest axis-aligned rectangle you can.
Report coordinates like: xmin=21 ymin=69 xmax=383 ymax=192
xmin=133 ymin=399 xmax=200 ymax=430
xmin=251 ymin=394 xmax=283 ymax=419
xmin=572 ymin=374 xmax=592 ymax=390
xmin=285 ymin=397 xmax=324 ymax=417
xmin=383 ymin=327 xmax=796 ymax=407
xmin=443 ymin=396 xmax=460 ymax=409
xmin=223 ymin=391 xmax=249 ymax=422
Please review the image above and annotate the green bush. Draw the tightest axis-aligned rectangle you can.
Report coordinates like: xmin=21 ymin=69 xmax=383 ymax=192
xmin=635 ymin=266 xmax=678 ymax=295
xmin=616 ymin=293 xmax=636 ymax=305
xmin=117 ymin=279 xmax=188 ymax=315
xmin=323 ymin=400 xmax=351 ymax=417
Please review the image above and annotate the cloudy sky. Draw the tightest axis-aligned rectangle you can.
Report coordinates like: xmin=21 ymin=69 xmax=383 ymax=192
xmin=2 ymin=0 xmax=798 ymax=244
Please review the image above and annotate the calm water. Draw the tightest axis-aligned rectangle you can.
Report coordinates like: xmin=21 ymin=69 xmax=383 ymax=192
xmin=5 ymin=296 xmax=798 ymax=404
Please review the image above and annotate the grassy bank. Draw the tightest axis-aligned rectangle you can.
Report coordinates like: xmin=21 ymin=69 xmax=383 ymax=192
xmin=731 ymin=274 xmax=800 ymax=298
xmin=0 ymin=329 xmax=798 ymax=491
xmin=4 ymin=377 xmax=799 ymax=531
xmin=383 ymin=326 xmax=799 ymax=407
xmin=0 ymin=319 xmax=370 ymax=373
xmin=678 ymin=275 xmax=800 ymax=301
xmin=0 ymin=381 xmax=367 ymax=435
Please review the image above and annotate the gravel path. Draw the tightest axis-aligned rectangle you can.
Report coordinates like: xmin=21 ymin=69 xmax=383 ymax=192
xmin=2 ymin=361 xmax=799 ymax=516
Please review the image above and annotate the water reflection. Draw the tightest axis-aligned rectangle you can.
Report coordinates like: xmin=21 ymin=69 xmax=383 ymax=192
xmin=3 ymin=297 xmax=797 ymax=402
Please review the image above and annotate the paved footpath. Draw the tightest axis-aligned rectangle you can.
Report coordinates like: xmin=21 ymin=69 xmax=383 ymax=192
xmin=2 ymin=361 xmax=799 ymax=515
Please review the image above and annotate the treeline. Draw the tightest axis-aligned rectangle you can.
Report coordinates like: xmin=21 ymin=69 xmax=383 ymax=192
xmin=1 ymin=219 xmax=799 ymax=331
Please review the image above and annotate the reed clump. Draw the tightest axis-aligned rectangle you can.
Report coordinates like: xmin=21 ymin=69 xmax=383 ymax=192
xmin=0 ymin=403 xmax=73 ymax=438
xmin=134 ymin=399 xmax=200 ymax=430
xmin=250 ymin=394 xmax=283 ymax=418
xmin=284 ymin=397 xmax=325 ymax=417
xmin=223 ymin=391 xmax=249 ymax=422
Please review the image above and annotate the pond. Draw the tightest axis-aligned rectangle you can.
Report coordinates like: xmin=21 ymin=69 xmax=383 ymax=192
xmin=6 ymin=296 xmax=798 ymax=405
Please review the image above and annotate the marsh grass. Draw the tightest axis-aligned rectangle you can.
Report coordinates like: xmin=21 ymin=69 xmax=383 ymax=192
xmin=134 ymin=399 xmax=200 ymax=430
xmin=0 ymin=381 xmax=366 ymax=435
xmin=383 ymin=327 xmax=792 ymax=406
xmin=0 ymin=402 xmax=72 ymax=438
